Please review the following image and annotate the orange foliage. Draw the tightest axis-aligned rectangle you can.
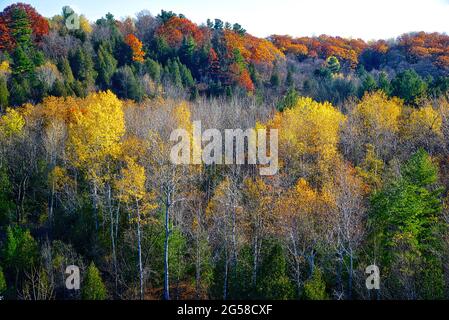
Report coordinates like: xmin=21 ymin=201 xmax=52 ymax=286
xmin=155 ymin=16 xmax=204 ymax=48
xmin=125 ymin=34 xmax=145 ymax=63
xmin=270 ymin=34 xmax=367 ymax=68
xmin=399 ymin=32 xmax=449 ymax=68
xmin=224 ymin=30 xmax=284 ymax=66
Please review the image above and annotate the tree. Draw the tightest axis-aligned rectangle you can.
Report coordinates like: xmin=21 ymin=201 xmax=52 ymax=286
xmin=69 ymin=47 xmax=96 ymax=91
xmin=9 ymin=7 xmax=32 ymax=48
xmin=370 ymin=149 xmax=444 ymax=299
xmin=115 ymin=157 xmax=157 ymax=300
xmin=303 ymin=268 xmax=328 ymax=300
xmin=96 ymin=44 xmax=117 ymax=89
xmin=277 ymin=87 xmax=299 ymax=112
xmin=2 ymin=226 xmax=38 ymax=287
xmin=0 ymin=266 xmax=6 ymax=295
xmin=112 ymin=66 xmax=143 ymax=101
xmin=82 ymin=263 xmax=107 ymax=300
xmin=12 ymin=45 xmax=34 ymax=75
xmin=391 ymin=69 xmax=428 ymax=105
xmin=0 ymin=76 xmax=9 ymax=111
xmin=125 ymin=34 xmax=145 ymax=63
xmin=326 ymin=56 xmax=340 ymax=74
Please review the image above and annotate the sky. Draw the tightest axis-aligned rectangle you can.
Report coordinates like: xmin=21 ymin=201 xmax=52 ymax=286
xmin=1 ymin=0 xmax=449 ymax=40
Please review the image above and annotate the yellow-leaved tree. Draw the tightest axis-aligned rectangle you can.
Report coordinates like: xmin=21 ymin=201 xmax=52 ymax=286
xmin=115 ymin=156 xmax=157 ymax=300
xmin=67 ymin=90 xmax=125 ymax=230
xmin=268 ymin=97 xmax=345 ymax=186
xmin=342 ymin=91 xmax=403 ymax=163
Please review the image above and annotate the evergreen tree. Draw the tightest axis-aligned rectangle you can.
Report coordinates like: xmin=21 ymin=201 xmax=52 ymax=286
xmin=370 ymin=149 xmax=444 ymax=298
xmin=96 ymin=43 xmax=118 ymax=89
xmin=2 ymin=226 xmax=38 ymax=284
xmin=361 ymin=74 xmax=377 ymax=94
xmin=145 ymin=58 xmax=162 ymax=82
xmin=303 ymin=268 xmax=328 ymax=300
xmin=9 ymin=77 xmax=30 ymax=106
xmin=9 ymin=8 xmax=32 ymax=48
xmin=378 ymin=71 xmax=391 ymax=95
xmin=82 ymin=263 xmax=107 ymax=300
xmin=111 ymin=65 xmax=143 ymax=101
xmin=69 ymin=47 xmax=96 ymax=88
xmin=12 ymin=46 xmax=34 ymax=75
xmin=391 ymin=69 xmax=427 ymax=105
xmin=0 ymin=76 xmax=9 ymax=111
xmin=179 ymin=63 xmax=194 ymax=88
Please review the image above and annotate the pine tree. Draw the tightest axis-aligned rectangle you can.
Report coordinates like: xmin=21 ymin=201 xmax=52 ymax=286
xmin=82 ymin=263 xmax=107 ymax=300
xmin=145 ymin=58 xmax=161 ymax=82
xmin=10 ymin=8 xmax=32 ymax=48
xmin=12 ymin=46 xmax=34 ymax=75
xmin=370 ymin=149 xmax=444 ymax=298
xmin=96 ymin=43 xmax=117 ymax=89
xmin=69 ymin=47 xmax=96 ymax=88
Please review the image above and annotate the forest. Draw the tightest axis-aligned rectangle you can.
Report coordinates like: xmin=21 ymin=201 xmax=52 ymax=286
xmin=0 ymin=2 xmax=449 ymax=300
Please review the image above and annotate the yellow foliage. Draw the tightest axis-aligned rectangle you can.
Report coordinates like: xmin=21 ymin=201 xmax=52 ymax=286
xmin=79 ymin=15 xmax=92 ymax=34
xmin=402 ymin=105 xmax=443 ymax=139
xmin=48 ymin=166 xmax=73 ymax=192
xmin=115 ymin=157 xmax=158 ymax=224
xmin=0 ymin=108 xmax=25 ymax=138
xmin=0 ymin=60 xmax=11 ymax=75
xmin=67 ymin=91 xmax=125 ymax=179
xmin=352 ymin=91 xmax=403 ymax=135
xmin=269 ymin=97 xmax=345 ymax=180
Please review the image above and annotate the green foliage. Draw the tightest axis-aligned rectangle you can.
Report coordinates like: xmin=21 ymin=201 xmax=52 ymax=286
xmin=361 ymin=74 xmax=377 ymax=94
xmin=378 ymin=72 xmax=391 ymax=95
xmin=370 ymin=149 xmax=444 ymax=298
xmin=82 ymin=262 xmax=107 ymax=300
xmin=96 ymin=44 xmax=118 ymax=89
xmin=0 ymin=76 xmax=9 ymax=110
xmin=0 ymin=266 xmax=6 ymax=295
xmin=145 ymin=58 xmax=162 ymax=82
xmin=303 ymin=268 xmax=328 ymax=300
xmin=0 ymin=166 xmax=14 ymax=225
xmin=69 ymin=47 xmax=96 ymax=88
xmin=277 ymin=87 xmax=299 ymax=112
xmin=256 ymin=242 xmax=295 ymax=299
xmin=112 ymin=65 xmax=143 ymax=101
xmin=9 ymin=77 xmax=30 ymax=105
xmin=10 ymin=8 xmax=32 ymax=47
xmin=12 ymin=46 xmax=34 ymax=75
xmin=2 ymin=226 xmax=38 ymax=275
xmin=326 ymin=56 xmax=341 ymax=74
xmin=391 ymin=69 xmax=428 ymax=105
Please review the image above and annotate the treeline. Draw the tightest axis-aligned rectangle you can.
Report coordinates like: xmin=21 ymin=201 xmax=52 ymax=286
xmin=0 ymin=3 xmax=448 ymax=111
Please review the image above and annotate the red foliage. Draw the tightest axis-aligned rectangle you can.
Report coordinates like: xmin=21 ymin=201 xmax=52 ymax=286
xmin=0 ymin=16 xmax=13 ymax=51
xmin=1 ymin=3 xmax=49 ymax=43
xmin=155 ymin=16 xmax=204 ymax=48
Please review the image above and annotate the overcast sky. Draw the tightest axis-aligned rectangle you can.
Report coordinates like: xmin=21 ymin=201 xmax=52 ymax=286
xmin=1 ymin=0 xmax=448 ymax=40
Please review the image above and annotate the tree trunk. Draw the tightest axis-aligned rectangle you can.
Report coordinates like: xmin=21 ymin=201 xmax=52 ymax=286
xmin=136 ymin=200 xmax=144 ymax=300
xmin=163 ymin=193 xmax=171 ymax=300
